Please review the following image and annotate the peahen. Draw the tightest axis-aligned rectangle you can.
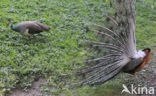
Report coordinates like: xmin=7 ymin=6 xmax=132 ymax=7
xmin=77 ymin=0 xmax=151 ymax=86
xmin=9 ymin=21 xmax=50 ymax=36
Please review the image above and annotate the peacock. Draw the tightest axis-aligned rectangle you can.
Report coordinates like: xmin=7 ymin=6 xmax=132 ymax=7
xmin=9 ymin=21 xmax=50 ymax=36
xmin=77 ymin=0 xmax=151 ymax=86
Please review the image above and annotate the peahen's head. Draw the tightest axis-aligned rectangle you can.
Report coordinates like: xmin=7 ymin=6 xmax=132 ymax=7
xmin=7 ymin=20 xmax=16 ymax=30
xmin=7 ymin=22 xmax=17 ymax=32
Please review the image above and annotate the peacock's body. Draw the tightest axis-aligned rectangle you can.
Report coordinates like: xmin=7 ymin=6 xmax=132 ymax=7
xmin=10 ymin=21 xmax=50 ymax=36
xmin=77 ymin=0 xmax=151 ymax=86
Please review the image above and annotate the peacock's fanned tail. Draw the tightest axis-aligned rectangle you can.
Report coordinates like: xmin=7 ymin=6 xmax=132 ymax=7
xmin=77 ymin=0 xmax=137 ymax=86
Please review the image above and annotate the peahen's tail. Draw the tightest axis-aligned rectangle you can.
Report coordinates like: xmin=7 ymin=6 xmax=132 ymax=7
xmin=35 ymin=21 xmax=51 ymax=31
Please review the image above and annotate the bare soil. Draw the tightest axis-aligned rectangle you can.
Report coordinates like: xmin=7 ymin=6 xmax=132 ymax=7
xmin=7 ymin=78 xmax=47 ymax=96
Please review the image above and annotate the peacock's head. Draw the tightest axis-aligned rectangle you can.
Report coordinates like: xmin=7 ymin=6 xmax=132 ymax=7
xmin=143 ymin=48 xmax=151 ymax=53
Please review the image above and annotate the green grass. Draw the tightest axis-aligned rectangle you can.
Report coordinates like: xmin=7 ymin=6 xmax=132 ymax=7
xmin=0 ymin=0 xmax=156 ymax=96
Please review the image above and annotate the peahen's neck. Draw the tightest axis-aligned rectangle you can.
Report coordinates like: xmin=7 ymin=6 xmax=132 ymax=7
xmin=11 ymin=25 xmax=16 ymax=30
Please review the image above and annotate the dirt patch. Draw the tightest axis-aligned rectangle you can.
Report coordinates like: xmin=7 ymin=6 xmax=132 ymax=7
xmin=8 ymin=78 xmax=47 ymax=96
xmin=141 ymin=47 xmax=156 ymax=96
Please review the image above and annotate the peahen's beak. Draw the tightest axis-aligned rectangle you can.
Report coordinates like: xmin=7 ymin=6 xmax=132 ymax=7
xmin=7 ymin=21 xmax=12 ymax=27
xmin=7 ymin=23 xmax=12 ymax=27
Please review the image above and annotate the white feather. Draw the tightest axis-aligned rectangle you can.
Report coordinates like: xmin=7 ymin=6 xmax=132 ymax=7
xmin=133 ymin=50 xmax=146 ymax=59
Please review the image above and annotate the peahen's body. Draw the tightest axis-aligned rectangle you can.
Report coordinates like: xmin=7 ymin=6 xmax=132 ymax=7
xmin=10 ymin=21 xmax=50 ymax=36
xmin=77 ymin=0 xmax=151 ymax=86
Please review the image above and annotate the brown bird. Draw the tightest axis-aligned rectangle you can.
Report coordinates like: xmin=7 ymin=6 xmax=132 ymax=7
xmin=9 ymin=21 xmax=50 ymax=36
xmin=77 ymin=0 xmax=151 ymax=86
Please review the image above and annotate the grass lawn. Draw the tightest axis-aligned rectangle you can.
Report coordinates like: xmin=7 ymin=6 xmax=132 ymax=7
xmin=0 ymin=0 xmax=155 ymax=96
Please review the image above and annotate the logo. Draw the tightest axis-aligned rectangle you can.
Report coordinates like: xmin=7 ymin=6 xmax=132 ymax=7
xmin=121 ymin=84 xmax=155 ymax=95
